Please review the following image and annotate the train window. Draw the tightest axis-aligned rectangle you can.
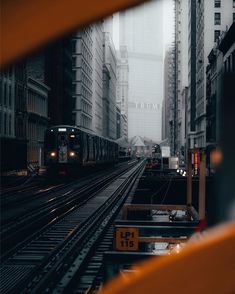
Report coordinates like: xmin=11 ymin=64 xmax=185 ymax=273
xmin=45 ymin=132 xmax=56 ymax=149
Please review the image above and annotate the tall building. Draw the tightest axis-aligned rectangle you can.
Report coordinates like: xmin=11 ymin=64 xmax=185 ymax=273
xmin=187 ymin=0 xmax=197 ymax=150
xmin=116 ymin=45 xmax=129 ymax=139
xmin=102 ymin=63 xmax=110 ymax=138
xmin=103 ymin=32 xmax=117 ymax=140
xmin=162 ymin=47 xmax=175 ymax=151
xmin=0 ymin=64 xmax=28 ymax=172
xmin=72 ymin=22 xmax=118 ymax=139
xmin=92 ymin=22 xmax=104 ymax=136
xmin=195 ymin=0 xmax=235 ymax=147
xmin=72 ymin=27 xmax=93 ymax=131
xmin=45 ymin=38 xmax=73 ymax=126
xmin=174 ymin=0 xmax=188 ymax=162
xmin=26 ymin=54 xmax=49 ymax=166
xmin=119 ymin=0 xmax=164 ymax=142
xmin=206 ymin=22 xmax=235 ymax=148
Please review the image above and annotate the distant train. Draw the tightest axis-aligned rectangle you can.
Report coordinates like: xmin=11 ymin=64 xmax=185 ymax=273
xmin=44 ymin=125 xmax=118 ymax=175
xmin=145 ymin=144 xmax=162 ymax=170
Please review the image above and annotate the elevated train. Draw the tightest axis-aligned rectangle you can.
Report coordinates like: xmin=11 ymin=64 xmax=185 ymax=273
xmin=44 ymin=125 xmax=118 ymax=176
xmin=145 ymin=144 xmax=162 ymax=170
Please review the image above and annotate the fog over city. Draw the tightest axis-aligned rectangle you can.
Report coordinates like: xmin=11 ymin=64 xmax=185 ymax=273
xmin=112 ymin=0 xmax=174 ymax=142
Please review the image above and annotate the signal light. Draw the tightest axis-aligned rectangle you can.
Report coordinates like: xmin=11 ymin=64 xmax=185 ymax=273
xmin=50 ymin=152 xmax=56 ymax=157
xmin=69 ymin=151 xmax=75 ymax=157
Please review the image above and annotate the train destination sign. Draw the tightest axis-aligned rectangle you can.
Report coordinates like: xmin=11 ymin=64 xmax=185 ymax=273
xmin=115 ymin=227 xmax=139 ymax=251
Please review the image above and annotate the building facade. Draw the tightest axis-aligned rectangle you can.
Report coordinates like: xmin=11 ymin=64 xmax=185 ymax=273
xmin=187 ymin=0 xmax=197 ymax=150
xmin=116 ymin=45 xmax=129 ymax=139
xmin=162 ymin=47 xmax=175 ymax=153
xmin=206 ymin=22 xmax=235 ymax=148
xmin=72 ymin=27 xmax=93 ymax=131
xmin=45 ymin=38 xmax=73 ymax=126
xmin=92 ymin=22 xmax=104 ymax=136
xmin=175 ymin=0 xmax=188 ymax=162
xmin=116 ymin=106 xmax=121 ymax=139
xmin=102 ymin=63 xmax=110 ymax=138
xmin=119 ymin=0 xmax=164 ymax=142
xmin=0 ymin=65 xmax=26 ymax=172
xmin=26 ymin=54 xmax=50 ymax=167
xmin=27 ymin=77 xmax=49 ymax=166
xmin=195 ymin=0 xmax=235 ymax=147
xmin=103 ymin=32 xmax=117 ymax=140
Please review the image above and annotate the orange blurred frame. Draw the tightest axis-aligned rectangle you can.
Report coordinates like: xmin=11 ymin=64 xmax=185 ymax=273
xmin=1 ymin=1 xmax=235 ymax=293
xmin=1 ymin=0 xmax=147 ymax=68
xmin=100 ymin=222 xmax=235 ymax=294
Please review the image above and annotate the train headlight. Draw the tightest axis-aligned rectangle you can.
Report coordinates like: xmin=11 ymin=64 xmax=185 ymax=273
xmin=50 ymin=152 xmax=56 ymax=157
xmin=69 ymin=151 xmax=76 ymax=157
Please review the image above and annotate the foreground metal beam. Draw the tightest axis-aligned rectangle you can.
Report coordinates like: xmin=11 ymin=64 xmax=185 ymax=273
xmin=1 ymin=0 xmax=146 ymax=68
xmin=100 ymin=222 xmax=235 ymax=294
xmin=115 ymin=225 xmax=196 ymax=236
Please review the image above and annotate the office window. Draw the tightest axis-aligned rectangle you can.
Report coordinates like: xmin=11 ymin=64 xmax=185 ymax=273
xmin=233 ymin=13 xmax=235 ymax=22
xmin=233 ymin=0 xmax=235 ymax=8
xmin=214 ymin=13 xmax=221 ymax=25
xmin=214 ymin=30 xmax=220 ymax=42
xmin=214 ymin=0 xmax=221 ymax=8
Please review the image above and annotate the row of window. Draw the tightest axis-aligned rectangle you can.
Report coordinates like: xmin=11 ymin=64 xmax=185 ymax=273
xmin=0 ymin=111 xmax=13 ymax=136
xmin=0 ymin=81 xmax=13 ymax=108
xmin=81 ymin=71 xmax=92 ymax=89
xmin=81 ymin=41 xmax=93 ymax=64
xmin=214 ymin=13 xmax=235 ymax=42
xmin=27 ymin=90 xmax=47 ymax=117
xmin=215 ymin=0 xmax=235 ymax=8
xmin=224 ymin=50 xmax=235 ymax=73
xmin=81 ymin=113 xmax=92 ymax=129
xmin=82 ymin=26 xmax=93 ymax=50
xmin=73 ymin=56 xmax=92 ymax=77
xmin=27 ymin=121 xmax=46 ymax=142
xmin=214 ymin=12 xmax=235 ymax=26
xmin=81 ymin=99 xmax=92 ymax=115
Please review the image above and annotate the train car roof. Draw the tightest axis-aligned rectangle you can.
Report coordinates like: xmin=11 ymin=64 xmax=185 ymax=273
xmin=46 ymin=125 xmax=118 ymax=144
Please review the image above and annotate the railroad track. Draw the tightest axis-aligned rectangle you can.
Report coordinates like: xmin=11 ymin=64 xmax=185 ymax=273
xmin=0 ymin=160 xmax=144 ymax=293
xmin=1 ymin=162 xmax=137 ymax=256
xmin=74 ymin=166 xmax=143 ymax=294
xmin=1 ymin=182 xmax=65 ymax=209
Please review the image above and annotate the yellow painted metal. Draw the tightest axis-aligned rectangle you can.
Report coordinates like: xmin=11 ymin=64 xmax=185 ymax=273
xmin=99 ymin=222 xmax=235 ymax=294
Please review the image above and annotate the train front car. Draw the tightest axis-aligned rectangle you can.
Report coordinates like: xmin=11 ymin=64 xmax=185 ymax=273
xmin=44 ymin=126 xmax=81 ymax=176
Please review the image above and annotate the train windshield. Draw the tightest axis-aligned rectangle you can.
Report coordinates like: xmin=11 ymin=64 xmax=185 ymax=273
xmin=69 ymin=134 xmax=80 ymax=149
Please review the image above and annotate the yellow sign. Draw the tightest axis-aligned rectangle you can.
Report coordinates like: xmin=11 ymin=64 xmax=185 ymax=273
xmin=115 ymin=227 xmax=139 ymax=251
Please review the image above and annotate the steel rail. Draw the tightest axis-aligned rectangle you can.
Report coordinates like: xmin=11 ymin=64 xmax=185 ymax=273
xmin=0 ymin=162 xmax=142 ymax=293
xmin=74 ymin=166 xmax=143 ymax=293
xmin=27 ymin=161 xmax=145 ymax=293
xmin=1 ymin=162 xmax=137 ymax=257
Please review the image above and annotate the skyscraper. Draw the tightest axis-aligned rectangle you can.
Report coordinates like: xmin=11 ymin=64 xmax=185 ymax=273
xmin=195 ymin=0 xmax=235 ymax=148
xmin=119 ymin=0 xmax=164 ymax=142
